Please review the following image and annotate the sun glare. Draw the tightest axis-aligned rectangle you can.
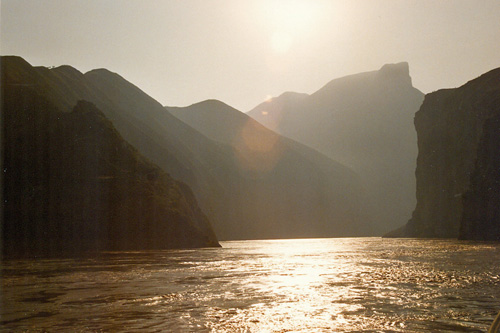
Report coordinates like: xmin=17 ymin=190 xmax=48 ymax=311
xmin=267 ymin=0 xmax=319 ymax=33
xmin=271 ymin=30 xmax=293 ymax=53
xmin=264 ymin=0 xmax=322 ymax=54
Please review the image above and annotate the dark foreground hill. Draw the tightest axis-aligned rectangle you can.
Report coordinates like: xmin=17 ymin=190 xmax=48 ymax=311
xmin=2 ymin=57 xmax=220 ymax=257
xmin=387 ymin=67 xmax=500 ymax=240
xmin=2 ymin=56 xmax=367 ymax=241
xmin=248 ymin=63 xmax=424 ymax=234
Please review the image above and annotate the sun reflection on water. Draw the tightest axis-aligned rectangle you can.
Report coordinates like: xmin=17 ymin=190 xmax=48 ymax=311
xmin=2 ymin=238 xmax=500 ymax=332
xmin=214 ymin=239 xmax=371 ymax=332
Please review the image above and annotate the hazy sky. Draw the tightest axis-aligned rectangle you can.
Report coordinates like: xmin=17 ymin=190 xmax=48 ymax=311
xmin=2 ymin=0 xmax=499 ymax=111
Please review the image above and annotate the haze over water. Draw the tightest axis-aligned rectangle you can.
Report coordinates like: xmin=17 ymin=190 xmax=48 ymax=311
xmin=2 ymin=238 xmax=500 ymax=332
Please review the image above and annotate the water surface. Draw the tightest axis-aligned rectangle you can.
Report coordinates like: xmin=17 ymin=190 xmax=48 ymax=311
xmin=2 ymin=238 xmax=500 ymax=332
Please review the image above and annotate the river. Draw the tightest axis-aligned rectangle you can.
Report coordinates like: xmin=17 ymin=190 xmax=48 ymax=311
xmin=1 ymin=238 xmax=500 ymax=332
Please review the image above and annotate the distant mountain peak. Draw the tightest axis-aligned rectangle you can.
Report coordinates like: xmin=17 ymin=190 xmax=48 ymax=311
xmin=167 ymin=99 xmax=241 ymax=118
xmin=377 ymin=62 xmax=412 ymax=85
xmin=189 ymin=99 xmax=235 ymax=110
xmin=312 ymin=62 xmax=416 ymax=99
xmin=248 ymin=62 xmax=424 ymax=234
xmin=379 ymin=61 xmax=409 ymax=74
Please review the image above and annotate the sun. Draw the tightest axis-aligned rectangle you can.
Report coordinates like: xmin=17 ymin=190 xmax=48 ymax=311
xmin=268 ymin=0 xmax=319 ymax=31
xmin=263 ymin=0 xmax=322 ymax=54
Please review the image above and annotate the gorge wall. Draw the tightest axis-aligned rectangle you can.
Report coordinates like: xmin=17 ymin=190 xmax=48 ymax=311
xmin=460 ymin=104 xmax=500 ymax=240
xmin=387 ymin=67 xmax=500 ymax=239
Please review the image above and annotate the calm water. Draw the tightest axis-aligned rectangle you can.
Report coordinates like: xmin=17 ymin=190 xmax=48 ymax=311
xmin=1 ymin=238 xmax=500 ymax=332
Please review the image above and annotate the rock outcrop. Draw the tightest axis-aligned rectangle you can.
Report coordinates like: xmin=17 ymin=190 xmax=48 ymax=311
xmin=388 ymin=67 xmax=500 ymax=239
xmin=2 ymin=56 xmax=220 ymax=257
xmin=248 ymin=63 xmax=424 ymax=234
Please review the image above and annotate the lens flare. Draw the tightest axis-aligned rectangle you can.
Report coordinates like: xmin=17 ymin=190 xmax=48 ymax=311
xmin=233 ymin=119 xmax=284 ymax=174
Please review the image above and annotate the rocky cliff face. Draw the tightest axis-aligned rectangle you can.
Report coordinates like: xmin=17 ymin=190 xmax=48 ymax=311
xmin=460 ymin=104 xmax=500 ymax=240
xmin=2 ymin=57 xmax=220 ymax=257
xmin=248 ymin=63 xmax=424 ymax=234
xmin=388 ymin=67 xmax=500 ymax=239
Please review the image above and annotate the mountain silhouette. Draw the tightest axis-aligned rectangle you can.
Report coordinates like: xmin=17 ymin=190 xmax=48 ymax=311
xmin=2 ymin=56 xmax=220 ymax=257
xmin=2 ymin=56 xmax=368 ymax=241
xmin=248 ymin=62 xmax=424 ymax=234
xmin=168 ymin=99 xmax=369 ymax=239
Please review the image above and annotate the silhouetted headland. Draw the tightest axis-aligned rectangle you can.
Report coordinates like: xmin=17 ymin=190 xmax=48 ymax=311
xmin=387 ymin=67 xmax=500 ymax=240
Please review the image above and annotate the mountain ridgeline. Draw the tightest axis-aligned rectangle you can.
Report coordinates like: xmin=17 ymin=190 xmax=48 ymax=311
xmin=388 ymin=67 xmax=500 ymax=240
xmin=167 ymin=100 xmax=369 ymax=239
xmin=2 ymin=56 xmax=368 ymax=246
xmin=248 ymin=62 xmax=425 ymax=234
xmin=5 ymin=55 xmax=497 ymax=246
xmin=85 ymin=71 xmax=367 ymax=240
xmin=2 ymin=56 xmax=220 ymax=256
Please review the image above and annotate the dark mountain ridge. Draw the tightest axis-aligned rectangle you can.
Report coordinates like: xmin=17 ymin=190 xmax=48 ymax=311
xmin=2 ymin=57 xmax=220 ymax=256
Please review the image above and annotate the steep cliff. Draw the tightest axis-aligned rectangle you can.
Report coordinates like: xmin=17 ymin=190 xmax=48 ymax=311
xmin=248 ymin=63 xmax=424 ymax=234
xmin=2 ymin=57 xmax=220 ymax=257
xmin=388 ymin=67 xmax=500 ymax=238
xmin=460 ymin=109 xmax=500 ymax=240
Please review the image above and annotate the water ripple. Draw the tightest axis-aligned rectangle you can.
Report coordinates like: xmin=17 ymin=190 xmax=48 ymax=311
xmin=2 ymin=238 xmax=500 ymax=332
